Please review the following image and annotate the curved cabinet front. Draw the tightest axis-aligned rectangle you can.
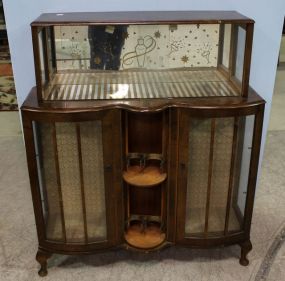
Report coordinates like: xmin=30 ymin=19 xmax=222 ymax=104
xmin=21 ymin=93 xmax=265 ymax=271
xmin=174 ymin=105 xmax=264 ymax=248
xmin=22 ymin=109 xmax=123 ymax=254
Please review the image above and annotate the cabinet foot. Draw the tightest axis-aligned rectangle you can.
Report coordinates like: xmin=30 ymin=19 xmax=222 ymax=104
xmin=239 ymin=240 xmax=252 ymax=266
xmin=36 ymin=250 xmax=52 ymax=277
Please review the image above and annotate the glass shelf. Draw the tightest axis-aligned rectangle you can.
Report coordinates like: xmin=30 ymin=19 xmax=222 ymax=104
xmin=44 ymin=68 xmax=239 ymax=100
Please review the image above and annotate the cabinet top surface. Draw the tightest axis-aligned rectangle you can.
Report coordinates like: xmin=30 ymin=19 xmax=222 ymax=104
xmin=21 ymin=87 xmax=265 ymax=114
xmin=31 ymin=11 xmax=254 ymax=26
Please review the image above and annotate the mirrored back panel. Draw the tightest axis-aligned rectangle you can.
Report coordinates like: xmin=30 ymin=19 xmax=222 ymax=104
xmin=32 ymin=13 xmax=253 ymax=101
xmin=54 ymin=24 xmax=220 ymax=71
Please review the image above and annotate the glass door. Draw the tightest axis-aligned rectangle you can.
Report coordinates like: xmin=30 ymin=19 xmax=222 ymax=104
xmin=176 ymin=109 xmax=260 ymax=242
xmin=30 ymin=110 xmax=122 ymax=250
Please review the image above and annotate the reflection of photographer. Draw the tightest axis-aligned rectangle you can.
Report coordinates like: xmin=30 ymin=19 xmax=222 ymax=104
xmin=88 ymin=25 xmax=127 ymax=70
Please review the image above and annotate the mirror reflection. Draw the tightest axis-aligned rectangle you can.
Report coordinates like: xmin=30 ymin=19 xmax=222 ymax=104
xmin=54 ymin=24 xmax=220 ymax=71
xmin=38 ymin=23 xmax=247 ymax=100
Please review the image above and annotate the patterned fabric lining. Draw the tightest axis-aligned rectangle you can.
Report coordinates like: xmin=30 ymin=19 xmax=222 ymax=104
xmin=185 ymin=117 xmax=241 ymax=235
xmin=39 ymin=122 xmax=107 ymax=243
xmin=45 ymin=69 xmax=239 ymax=100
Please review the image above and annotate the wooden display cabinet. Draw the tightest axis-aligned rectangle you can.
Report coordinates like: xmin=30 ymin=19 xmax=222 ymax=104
xmin=21 ymin=11 xmax=265 ymax=276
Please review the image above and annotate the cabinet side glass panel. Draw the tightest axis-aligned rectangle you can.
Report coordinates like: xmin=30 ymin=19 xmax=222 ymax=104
xmin=46 ymin=27 xmax=56 ymax=81
xmin=233 ymin=26 xmax=246 ymax=83
xmin=38 ymin=30 xmax=46 ymax=89
xmin=34 ymin=122 xmax=64 ymax=241
xmin=38 ymin=27 xmax=57 ymax=100
xmin=229 ymin=115 xmax=255 ymax=232
xmin=221 ymin=24 xmax=231 ymax=69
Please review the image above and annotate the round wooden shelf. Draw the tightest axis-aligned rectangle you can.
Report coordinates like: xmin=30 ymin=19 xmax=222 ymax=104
xmin=124 ymin=222 xmax=166 ymax=249
xmin=123 ymin=165 xmax=167 ymax=187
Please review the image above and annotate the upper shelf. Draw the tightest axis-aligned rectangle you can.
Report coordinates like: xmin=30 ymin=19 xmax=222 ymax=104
xmin=21 ymin=87 xmax=265 ymax=114
xmin=31 ymin=11 xmax=254 ymax=26
xmin=45 ymin=68 xmax=239 ymax=101
xmin=30 ymin=11 xmax=256 ymax=103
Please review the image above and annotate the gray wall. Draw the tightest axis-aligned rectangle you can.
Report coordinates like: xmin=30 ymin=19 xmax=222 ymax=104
xmin=2 ymin=0 xmax=285 ymax=178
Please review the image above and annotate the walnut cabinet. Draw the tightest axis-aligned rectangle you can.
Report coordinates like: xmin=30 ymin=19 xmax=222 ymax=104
xmin=21 ymin=11 xmax=265 ymax=276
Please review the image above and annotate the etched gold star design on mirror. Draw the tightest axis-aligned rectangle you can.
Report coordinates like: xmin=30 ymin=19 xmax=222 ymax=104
xmin=181 ymin=55 xmax=189 ymax=63
xmin=154 ymin=31 xmax=161 ymax=38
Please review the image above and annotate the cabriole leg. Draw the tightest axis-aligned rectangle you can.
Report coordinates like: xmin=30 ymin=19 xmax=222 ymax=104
xmin=36 ymin=249 xmax=52 ymax=277
xmin=239 ymin=240 xmax=252 ymax=266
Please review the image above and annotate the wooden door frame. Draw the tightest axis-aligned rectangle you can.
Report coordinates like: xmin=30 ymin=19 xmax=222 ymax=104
xmin=173 ymin=104 xmax=264 ymax=247
xmin=22 ymin=109 xmax=123 ymax=254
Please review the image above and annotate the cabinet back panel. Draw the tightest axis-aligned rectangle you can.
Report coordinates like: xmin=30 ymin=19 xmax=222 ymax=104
xmin=127 ymin=112 xmax=163 ymax=154
xmin=129 ymin=185 xmax=162 ymax=216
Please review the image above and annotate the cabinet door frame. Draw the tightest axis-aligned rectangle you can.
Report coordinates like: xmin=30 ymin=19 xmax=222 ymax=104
xmin=22 ymin=109 xmax=123 ymax=253
xmin=174 ymin=104 xmax=264 ymax=247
